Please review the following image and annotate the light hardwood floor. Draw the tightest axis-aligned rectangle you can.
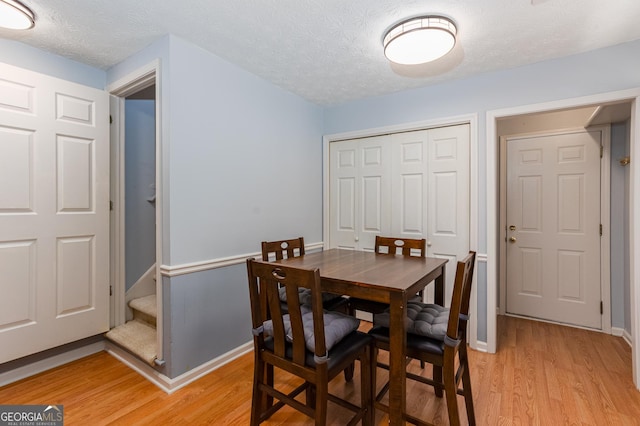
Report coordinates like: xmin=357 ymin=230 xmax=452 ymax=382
xmin=1 ymin=315 xmax=639 ymax=425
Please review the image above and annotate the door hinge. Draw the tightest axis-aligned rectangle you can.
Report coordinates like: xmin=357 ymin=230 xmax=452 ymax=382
xmin=110 ymin=285 xmax=113 ymax=296
xmin=110 ymin=200 xmax=114 ymax=211
xmin=109 ymin=115 xmax=113 ymax=124
xmin=600 ymin=301 xmax=603 ymax=315
xmin=600 ymin=145 xmax=603 ymax=158
xmin=599 ymin=224 xmax=603 ymax=236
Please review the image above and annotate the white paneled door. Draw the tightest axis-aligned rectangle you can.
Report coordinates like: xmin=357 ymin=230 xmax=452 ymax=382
xmin=329 ymin=135 xmax=392 ymax=252
xmin=506 ymin=130 xmax=602 ymax=329
xmin=0 ymin=63 xmax=109 ymax=362
xmin=329 ymin=124 xmax=469 ymax=306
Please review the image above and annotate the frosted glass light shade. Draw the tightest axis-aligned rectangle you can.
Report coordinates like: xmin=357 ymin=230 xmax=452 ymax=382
xmin=0 ymin=0 xmax=35 ymax=30
xmin=383 ymin=16 xmax=456 ymax=65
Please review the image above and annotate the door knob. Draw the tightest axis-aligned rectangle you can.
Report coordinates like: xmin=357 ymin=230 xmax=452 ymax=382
xmin=509 ymin=236 xmax=516 ymax=243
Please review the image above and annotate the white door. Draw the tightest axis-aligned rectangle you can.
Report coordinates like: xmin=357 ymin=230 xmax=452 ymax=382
xmin=328 ymin=124 xmax=470 ymax=306
xmin=506 ymin=130 xmax=602 ymax=329
xmin=0 ymin=63 xmax=110 ymax=362
xmin=329 ymin=135 xmax=392 ymax=251
xmin=390 ymin=126 xmax=470 ymax=305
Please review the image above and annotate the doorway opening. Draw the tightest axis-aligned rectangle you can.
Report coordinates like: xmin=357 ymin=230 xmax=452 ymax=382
xmin=486 ymin=90 xmax=640 ymax=388
xmin=497 ymin=103 xmax=634 ymax=333
xmin=107 ymin=62 xmax=163 ymax=367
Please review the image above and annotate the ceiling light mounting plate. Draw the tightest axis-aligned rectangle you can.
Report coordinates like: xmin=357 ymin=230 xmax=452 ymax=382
xmin=383 ymin=15 xmax=457 ymax=65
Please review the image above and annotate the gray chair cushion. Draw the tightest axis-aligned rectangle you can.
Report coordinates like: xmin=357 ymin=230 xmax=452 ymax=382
xmin=278 ymin=287 xmax=308 ymax=303
xmin=263 ymin=307 xmax=360 ymax=352
xmin=373 ymin=301 xmax=449 ymax=341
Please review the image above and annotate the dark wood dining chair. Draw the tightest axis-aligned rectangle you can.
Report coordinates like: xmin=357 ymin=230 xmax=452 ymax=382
xmin=246 ymin=258 xmax=374 ymax=425
xmin=368 ymin=251 xmax=477 ymax=426
xmin=348 ymin=236 xmax=427 ymax=317
xmin=261 ymin=237 xmax=306 ymax=262
xmin=261 ymin=237 xmax=348 ymax=314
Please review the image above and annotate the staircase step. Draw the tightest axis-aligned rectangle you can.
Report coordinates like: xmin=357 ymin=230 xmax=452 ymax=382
xmin=129 ymin=294 xmax=157 ymax=319
xmin=105 ymin=320 xmax=156 ymax=365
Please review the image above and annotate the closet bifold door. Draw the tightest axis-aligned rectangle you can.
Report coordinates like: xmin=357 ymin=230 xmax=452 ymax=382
xmin=328 ymin=124 xmax=470 ymax=305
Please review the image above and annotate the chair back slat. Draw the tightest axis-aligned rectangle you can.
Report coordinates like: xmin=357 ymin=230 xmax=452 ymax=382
xmin=374 ymin=236 xmax=426 ymax=257
xmin=246 ymin=259 xmax=326 ymax=367
xmin=261 ymin=237 xmax=305 ymax=261
xmin=445 ymin=252 xmax=476 ymax=341
xmin=264 ymin=275 xmax=288 ymax=357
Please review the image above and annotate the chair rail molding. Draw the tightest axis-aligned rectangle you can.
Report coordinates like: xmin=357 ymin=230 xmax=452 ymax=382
xmin=160 ymin=242 xmax=325 ymax=277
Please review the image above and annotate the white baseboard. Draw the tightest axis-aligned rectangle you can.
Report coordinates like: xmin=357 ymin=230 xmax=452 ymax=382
xmin=612 ymin=326 xmax=625 ymax=337
xmin=106 ymin=340 xmax=253 ymax=394
xmin=471 ymin=340 xmax=488 ymax=353
xmin=0 ymin=341 xmax=106 ymax=387
xmin=612 ymin=327 xmax=633 ymax=347
xmin=623 ymin=329 xmax=633 ymax=347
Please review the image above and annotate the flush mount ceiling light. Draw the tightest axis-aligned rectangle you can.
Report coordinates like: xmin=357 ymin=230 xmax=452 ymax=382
xmin=0 ymin=0 xmax=35 ymax=30
xmin=383 ymin=16 xmax=457 ymax=65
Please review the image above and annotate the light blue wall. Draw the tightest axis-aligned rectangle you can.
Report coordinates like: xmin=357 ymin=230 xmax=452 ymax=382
xmin=612 ymin=120 xmax=632 ymax=336
xmin=107 ymin=34 xmax=324 ymax=378
xmin=611 ymin=121 xmax=630 ymax=332
xmin=162 ymin=264 xmax=251 ymax=376
xmin=167 ymin=36 xmax=324 ymax=264
xmin=125 ymin=99 xmax=157 ymax=291
xmin=0 ymin=39 xmax=105 ymax=88
xmin=324 ymin=39 xmax=640 ymax=342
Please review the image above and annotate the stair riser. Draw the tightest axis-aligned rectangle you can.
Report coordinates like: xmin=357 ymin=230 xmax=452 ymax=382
xmin=133 ymin=310 xmax=156 ymax=328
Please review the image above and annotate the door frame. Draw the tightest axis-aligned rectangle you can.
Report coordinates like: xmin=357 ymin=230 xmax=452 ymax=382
xmin=107 ymin=60 xmax=164 ymax=362
xmin=498 ymin=126 xmax=611 ymax=332
xmin=486 ymin=88 xmax=640 ymax=389
xmin=323 ymin=113 xmax=479 ymax=348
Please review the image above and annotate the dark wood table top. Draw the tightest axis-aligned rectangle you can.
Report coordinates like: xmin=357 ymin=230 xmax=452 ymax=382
xmin=276 ymin=248 xmax=448 ymax=303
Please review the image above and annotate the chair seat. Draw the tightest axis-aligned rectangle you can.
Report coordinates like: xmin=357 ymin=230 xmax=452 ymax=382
xmin=368 ymin=325 xmax=445 ymax=355
xmin=264 ymin=331 xmax=373 ymax=370
xmin=373 ymin=301 xmax=449 ymax=340
xmin=264 ymin=308 xmax=360 ymax=352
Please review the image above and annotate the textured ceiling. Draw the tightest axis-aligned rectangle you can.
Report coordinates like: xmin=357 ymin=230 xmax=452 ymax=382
xmin=3 ymin=0 xmax=640 ymax=106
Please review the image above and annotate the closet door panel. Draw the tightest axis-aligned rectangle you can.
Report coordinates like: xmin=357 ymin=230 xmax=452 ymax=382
xmin=392 ymin=131 xmax=428 ymax=238
xmin=330 ymin=140 xmax=358 ymax=249
xmin=358 ymin=136 xmax=391 ymax=251
xmin=427 ymin=124 xmax=470 ymax=306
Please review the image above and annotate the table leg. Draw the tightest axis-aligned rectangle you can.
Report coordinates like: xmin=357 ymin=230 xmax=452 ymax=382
xmin=434 ymin=265 xmax=446 ymax=306
xmin=433 ymin=264 xmax=446 ymax=398
xmin=388 ymin=293 xmax=406 ymax=425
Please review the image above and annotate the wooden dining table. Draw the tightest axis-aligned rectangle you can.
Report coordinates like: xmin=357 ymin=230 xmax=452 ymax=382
xmin=275 ymin=248 xmax=448 ymax=425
